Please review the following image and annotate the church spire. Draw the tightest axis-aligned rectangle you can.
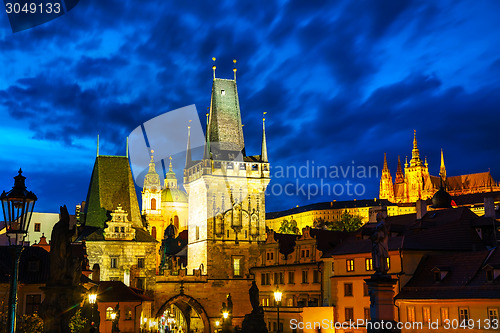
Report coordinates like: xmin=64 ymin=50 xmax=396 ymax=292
xmin=410 ymin=130 xmax=423 ymax=167
xmin=383 ymin=152 xmax=389 ymax=171
xmin=144 ymin=150 xmax=161 ymax=189
xmin=395 ymin=155 xmax=404 ymax=183
xmin=440 ymin=148 xmax=446 ymax=181
xmin=261 ymin=112 xmax=268 ymax=162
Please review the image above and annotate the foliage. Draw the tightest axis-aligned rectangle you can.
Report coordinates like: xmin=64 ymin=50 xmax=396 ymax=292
xmin=278 ymin=219 xmax=299 ymax=234
xmin=69 ymin=309 xmax=87 ymax=333
xmin=313 ymin=211 xmax=363 ymax=232
xmin=16 ymin=313 xmax=43 ymax=333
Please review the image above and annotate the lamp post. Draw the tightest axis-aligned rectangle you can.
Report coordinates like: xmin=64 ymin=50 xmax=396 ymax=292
xmin=274 ymin=286 xmax=282 ymax=333
xmin=1 ymin=169 xmax=37 ymax=333
xmin=89 ymin=292 xmax=97 ymax=332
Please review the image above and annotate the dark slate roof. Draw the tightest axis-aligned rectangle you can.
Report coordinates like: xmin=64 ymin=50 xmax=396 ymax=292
xmin=266 ymin=199 xmax=396 ymax=220
xmin=395 ymin=249 xmax=500 ymax=300
xmin=83 ymin=156 xmax=142 ymax=228
xmin=208 ymin=78 xmax=245 ymax=153
xmin=97 ymin=281 xmax=153 ymax=302
xmin=0 ymin=246 xmax=50 ymax=284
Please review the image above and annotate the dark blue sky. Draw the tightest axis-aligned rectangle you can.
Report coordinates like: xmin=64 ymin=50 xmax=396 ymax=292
xmin=1 ymin=0 xmax=500 ymax=214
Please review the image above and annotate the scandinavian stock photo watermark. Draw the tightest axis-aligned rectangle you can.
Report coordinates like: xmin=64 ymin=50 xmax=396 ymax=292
xmin=266 ymin=160 xmax=379 ymax=200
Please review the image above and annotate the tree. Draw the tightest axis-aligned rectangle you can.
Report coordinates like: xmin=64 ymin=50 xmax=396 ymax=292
xmin=278 ymin=219 xmax=299 ymax=234
xmin=312 ymin=217 xmax=333 ymax=230
xmin=69 ymin=309 xmax=87 ymax=333
xmin=329 ymin=211 xmax=364 ymax=232
xmin=17 ymin=313 xmax=43 ymax=333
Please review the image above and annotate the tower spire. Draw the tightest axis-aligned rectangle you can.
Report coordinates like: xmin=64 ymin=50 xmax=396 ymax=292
xmin=185 ymin=121 xmax=192 ymax=168
xmin=261 ymin=112 xmax=268 ymax=162
xmin=395 ymin=155 xmax=404 ymax=183
xmin=383 ymin=152 xmax=389 ymax=171
xmin=440 ymin=148 xmax=446 ymax=181
xmin=410 ymin=130 xmax=422 ymax=167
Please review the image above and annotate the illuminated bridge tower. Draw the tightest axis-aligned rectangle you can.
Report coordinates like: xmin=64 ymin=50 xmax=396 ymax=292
xmin=183 ymin=63 xmax=271 ymax=278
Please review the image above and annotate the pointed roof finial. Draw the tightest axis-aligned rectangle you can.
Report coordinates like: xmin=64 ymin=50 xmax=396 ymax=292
xmin=97 ymin=134 xmax=99 ymax=157
xmin=261 ymin=112 xmax=268 ymax=163
xmin=413 ymin=129 xmax=417 ymax=149
xmin=440 ymin=148 xmax=446 ymax=180
xmin=126 ymin=136 xmax=129 ymax=158
xmin=383 ymin=152 xmax=388 ymax=171
xmin=185 ymin=120 xmax=192 ymax=168
xmin=169 ymin=156 xmax=173 ymax=172
xmin=424 ymin=156 xmax=428 ymax=167
xmin=212 ymin=57 xmax=216 ymax=79
xmin=233 ymin=59 xmax=237 ymax=81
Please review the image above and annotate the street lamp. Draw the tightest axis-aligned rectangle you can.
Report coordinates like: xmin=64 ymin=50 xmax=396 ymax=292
xmin=274 ymin=286 xmax=283 ymax=333
xmin=1 ymin=169 xmax=37 ymax=333
xmin=89 ymin=292 xmax=97 ymax=332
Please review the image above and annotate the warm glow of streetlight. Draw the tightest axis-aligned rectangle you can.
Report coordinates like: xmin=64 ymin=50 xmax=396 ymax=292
xmin=274 ymin=289 xmax=282 ymax=303
xmin=223 ymin=311 xmax=229 ymax=319
xmin=111 ymin=313 xmax=116 ymax=320
xmin=88 ymin=293 xmax=97 ymax=304
xmin=143 ymin=317 xmax=148 ymax=323
xmin=215 ymin=320 xmax=220 ymax=326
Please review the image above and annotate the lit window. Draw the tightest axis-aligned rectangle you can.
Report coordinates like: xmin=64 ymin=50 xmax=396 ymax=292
xmin=459 ymin=308 xmax=469 ymax=322
xmin=365 ymin=258 xmax=373 ymax=271
xmin=386 ymin=257 xmax=390 ymax=270
xmin=106 ymin=307 xmax=114 ymax=320
xmin=110 ymin=257 xmax=118 ymax=268
xmin=440 ymin=307 xmax=449 ymax=322
xmin=346 ymin=259 xmax=354 ymax=272
xmin=232 ymin=257 xmax=241 ymax=277
xmin=407 ymin=306 xmax=415 ymax=322
xmin=488 ymin=308 xmax=498 ymax=321
xmin=423 ymin=307 xmax=431 ymax=323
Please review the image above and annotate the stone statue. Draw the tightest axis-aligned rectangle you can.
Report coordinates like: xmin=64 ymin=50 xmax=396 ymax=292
xmin=249 ymin=281 xmax=260 ymax=313
xmin=112 ymin=303 xmax=120 ymax=332
xmin=227 ymin=294 xmax=233 ymax=315
xmin=242 ymin=281 xmax=267 ymax=333
xmin=40 ymin=205 xmax=84 ymax=333
xmin=371 ymin=212 xmax=389 ymax=274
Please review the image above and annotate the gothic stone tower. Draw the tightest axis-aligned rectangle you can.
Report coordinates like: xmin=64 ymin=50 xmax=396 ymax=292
xmin=184 ymin=75 xmax=270 ymax=278
xmin=403 ymin=130 xmax=432 ymax=202
xmin=379 ymin=153 xmax=394 ymax=201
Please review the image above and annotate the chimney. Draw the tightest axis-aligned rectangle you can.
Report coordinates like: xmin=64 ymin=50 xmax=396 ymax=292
xmin=484 ymin=197 xmax=495 ymax=218
xmin=416 ymin=199 xmax=427 ymax=220
xmin=92 ymin=263 xmax=100 ymax=282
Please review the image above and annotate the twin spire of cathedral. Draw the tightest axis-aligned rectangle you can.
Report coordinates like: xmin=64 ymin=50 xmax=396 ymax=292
xmin=410 ymin=130 xmax=423 ymax=167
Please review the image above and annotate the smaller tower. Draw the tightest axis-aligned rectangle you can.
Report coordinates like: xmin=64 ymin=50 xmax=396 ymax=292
xmin=142 ymin=150 xmax=162 ymax=215
xmin=379 ymin=153 xmax=394 ymax=201
xmin=395 ymin=156 xmax=404 ymax=183
xmin=439 ymin=148 xmax=447 ymax=182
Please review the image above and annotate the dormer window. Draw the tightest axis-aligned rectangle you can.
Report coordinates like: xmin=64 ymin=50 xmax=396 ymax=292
xmin=431 ymin=267 xmax=449 ymax=282
xmin=483 ymin=264 xmax=500 ymax=282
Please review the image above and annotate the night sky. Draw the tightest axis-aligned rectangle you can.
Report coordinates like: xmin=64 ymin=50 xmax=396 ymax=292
xmin=1 ymin=0 xmax=500 ymax=215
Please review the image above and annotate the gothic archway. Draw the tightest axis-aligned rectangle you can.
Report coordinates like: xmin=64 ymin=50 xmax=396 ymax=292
xmin=156 ymin=294 xmax=211 ymax=333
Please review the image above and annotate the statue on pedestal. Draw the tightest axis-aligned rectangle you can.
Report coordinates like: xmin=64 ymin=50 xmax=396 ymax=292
xmin=242 ymin=281 xmax=268 ymax=333
xmin=371 ymin=212 xmax=389 ymax=274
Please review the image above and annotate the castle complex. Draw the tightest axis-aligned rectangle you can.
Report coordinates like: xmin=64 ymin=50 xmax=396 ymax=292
xmin=379 ymin=131 xmax=500 ymax=203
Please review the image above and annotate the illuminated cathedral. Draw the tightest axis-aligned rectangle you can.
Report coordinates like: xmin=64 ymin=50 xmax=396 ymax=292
xmin=379 ymin=131 xmax=500 ymax=203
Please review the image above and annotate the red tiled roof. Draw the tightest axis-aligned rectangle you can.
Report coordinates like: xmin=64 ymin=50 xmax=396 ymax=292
xmin=97 ymin=281 xmax=152 ymax=302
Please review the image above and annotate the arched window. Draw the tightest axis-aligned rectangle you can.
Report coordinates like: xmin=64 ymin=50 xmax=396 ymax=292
xmin=151 ymin=198 xmax=156 ymax=210
xmin=106 ymin=307 xmax=114 ymax=320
